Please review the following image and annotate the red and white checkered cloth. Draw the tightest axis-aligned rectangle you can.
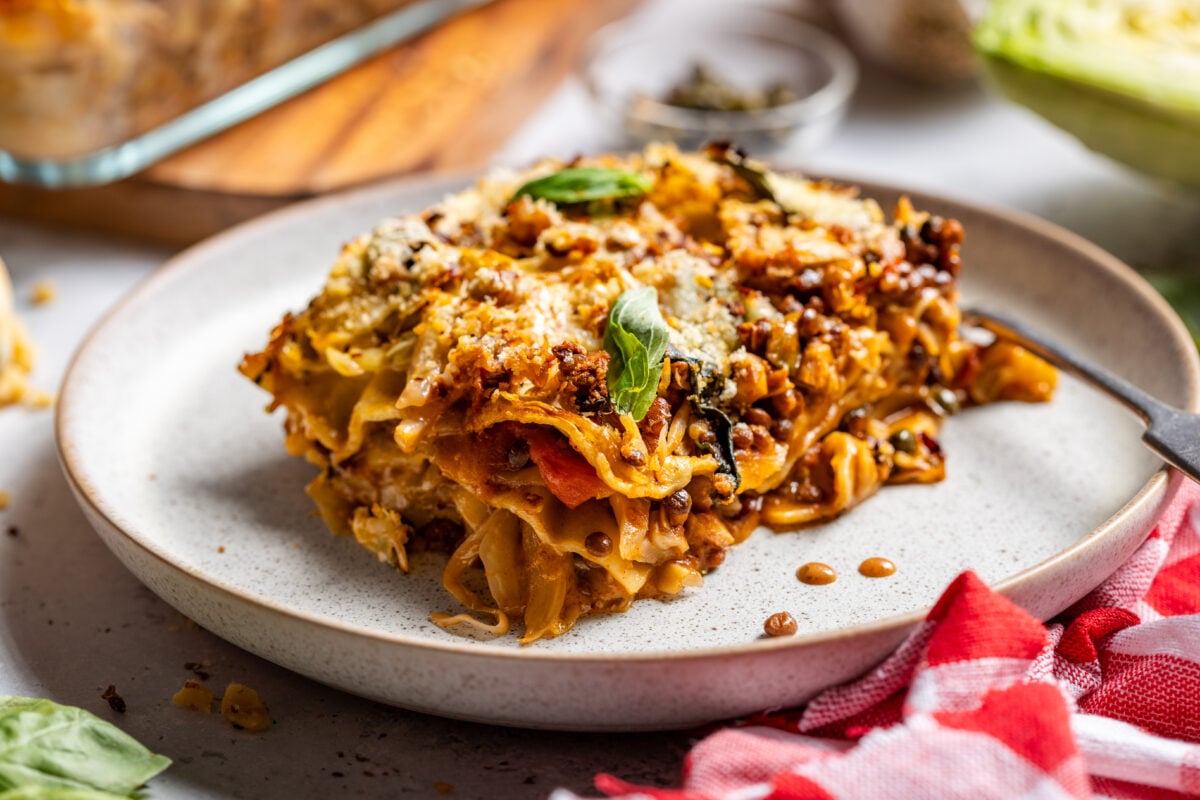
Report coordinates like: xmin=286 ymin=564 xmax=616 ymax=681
xmin=559 ymin=471 xmax=1200 ymax=800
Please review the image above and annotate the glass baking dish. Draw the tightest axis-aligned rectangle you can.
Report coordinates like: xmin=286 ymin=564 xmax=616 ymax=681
xmin=0 ymin=0 xmax=488 ymax=188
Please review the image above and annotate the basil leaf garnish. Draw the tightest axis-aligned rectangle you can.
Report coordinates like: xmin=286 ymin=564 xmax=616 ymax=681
xmin=704 ymin=142 xmax=779 ymax=204
xmin=603 ymin=287 xmax=670 ymax=421
xmin=0 ymin=697 xmax=171 ymax=796
xmin=513 ymin=167 xmax=652 ymax=205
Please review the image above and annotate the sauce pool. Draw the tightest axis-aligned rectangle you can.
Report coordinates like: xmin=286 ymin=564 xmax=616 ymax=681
xmin=796 ymin=562 xmax=837 ymax=585
xmin=858 ymin=557 xmax=897 ymax=578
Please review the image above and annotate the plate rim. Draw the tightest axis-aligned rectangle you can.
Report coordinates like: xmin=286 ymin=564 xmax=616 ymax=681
xmin=56 ymin=167 xmax=1200 ymax=665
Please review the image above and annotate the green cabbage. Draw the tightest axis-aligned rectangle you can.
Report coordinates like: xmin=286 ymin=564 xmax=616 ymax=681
xmin=974 ymin=0 xmax=1200 ymax=188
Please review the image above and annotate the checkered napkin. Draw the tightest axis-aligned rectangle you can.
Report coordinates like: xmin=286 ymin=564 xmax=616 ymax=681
xmin=556 ymin=471 xmax=1200 ymax=800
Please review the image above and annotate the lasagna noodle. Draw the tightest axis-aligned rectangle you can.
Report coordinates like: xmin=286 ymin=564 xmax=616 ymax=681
xmin=241 ymin=145 xmax=1056 ymax=642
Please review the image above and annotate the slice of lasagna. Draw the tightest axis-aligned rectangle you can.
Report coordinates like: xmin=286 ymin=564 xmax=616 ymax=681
xmin=240 ymin=144 xmax=1055 ymax=642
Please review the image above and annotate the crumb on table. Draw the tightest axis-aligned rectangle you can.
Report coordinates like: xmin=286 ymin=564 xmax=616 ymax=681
xmin=220 ymin=683 xmax=271 ymax=732
xmin=0 ymin=344 xmax=34 ymax=407
xmin=172 ymin=679 xmax=214 ymax=712
xmin=184 ymin=660 xmax=211 ymax=680
xmin=29 ymin=280 xmax=56 ymax=305
xmin=101 ymin=684 xmax=126 ymax=713
xmin=0 ymin=490 xmax=10 ymax=510
xmin=1 ymin=259 xmax=36 ymax=407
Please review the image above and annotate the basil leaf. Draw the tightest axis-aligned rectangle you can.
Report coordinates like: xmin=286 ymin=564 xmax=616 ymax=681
xmin=0 ymin=697 xmax=170 ymax=796
xmin=513 ymin=167 xmax=652 ymax=205
xmin=704 ymin=142 xmax=779 ymax=204
xmin=603 ymin=287 xmax=670 ymax=420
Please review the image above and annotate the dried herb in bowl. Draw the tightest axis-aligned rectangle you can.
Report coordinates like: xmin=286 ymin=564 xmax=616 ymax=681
xmin=659 ymin=64 xmax=799 ymax=112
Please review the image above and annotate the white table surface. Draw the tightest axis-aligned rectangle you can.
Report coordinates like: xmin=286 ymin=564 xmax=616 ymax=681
xmin=2 ymin=2 xmax=1198 ymax=797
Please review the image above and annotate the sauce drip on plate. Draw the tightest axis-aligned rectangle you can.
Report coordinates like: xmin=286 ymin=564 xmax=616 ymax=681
xmin=796 ymin=562 xmax=837 ymax=585
xmin=858 ymin=557 xmax=897 ymax=578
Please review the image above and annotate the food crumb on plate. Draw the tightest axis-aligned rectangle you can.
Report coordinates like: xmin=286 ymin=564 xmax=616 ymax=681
xmin=0 ymin=490 xmax=9 ymax=510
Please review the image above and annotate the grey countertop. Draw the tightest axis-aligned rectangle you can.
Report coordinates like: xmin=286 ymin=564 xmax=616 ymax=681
xmin=2 ymin=2 xmax=1198 ymax=797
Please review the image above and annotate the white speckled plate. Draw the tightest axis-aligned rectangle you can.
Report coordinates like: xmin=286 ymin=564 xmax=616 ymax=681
xmin=58 ymin=173 xmax=1199 ymax=731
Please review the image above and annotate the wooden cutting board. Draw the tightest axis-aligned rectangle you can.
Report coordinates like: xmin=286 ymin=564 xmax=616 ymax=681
xmin=0 ymin=0 xmax=640 ymax=245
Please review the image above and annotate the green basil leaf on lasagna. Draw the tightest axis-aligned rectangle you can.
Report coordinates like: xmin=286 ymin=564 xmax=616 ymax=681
xmin=513 ymin=167 xmax=652 ymax=206
xmin=603 ymin=287 xmax=670 ymax=421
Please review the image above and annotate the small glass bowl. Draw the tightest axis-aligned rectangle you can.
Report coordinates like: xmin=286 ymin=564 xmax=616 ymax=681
xmin=582 ymin=11 xmax=858 ymax=154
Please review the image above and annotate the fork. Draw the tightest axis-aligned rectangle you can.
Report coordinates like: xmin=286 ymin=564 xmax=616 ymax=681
xmin=964 ymin=309 xmax=1200 ymax=486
